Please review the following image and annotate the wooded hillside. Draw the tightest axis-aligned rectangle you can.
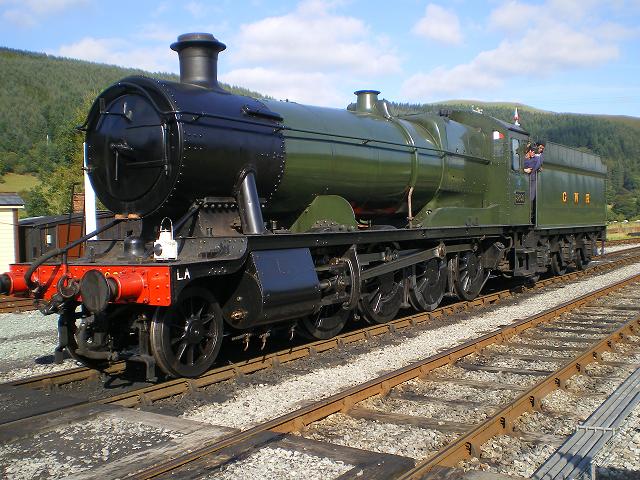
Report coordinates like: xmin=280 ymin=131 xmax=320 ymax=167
xmin=1 ymin=47 xmax=638 ymax=219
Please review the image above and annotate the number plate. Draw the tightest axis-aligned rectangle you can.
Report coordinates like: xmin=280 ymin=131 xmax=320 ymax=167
xmin=514 ymin=191 xmax=526 ymax=205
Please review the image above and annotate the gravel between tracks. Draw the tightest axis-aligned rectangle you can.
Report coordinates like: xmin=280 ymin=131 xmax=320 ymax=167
xmin=182 ymin=262 xmax=640 ymax=430
xmin=0 ymin=311 xmax=76 ymax=383
xmin=300 ymin=413 xmax=454 ymax=459
xmin=459 ymin=435 xmax=557 ymax=478
xmin=605 ymin=244 xmax=640 ymax=254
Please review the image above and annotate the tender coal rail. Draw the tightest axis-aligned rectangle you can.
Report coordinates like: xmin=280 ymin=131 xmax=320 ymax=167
xmin=120 ymin=275 xmax=640 ymax=479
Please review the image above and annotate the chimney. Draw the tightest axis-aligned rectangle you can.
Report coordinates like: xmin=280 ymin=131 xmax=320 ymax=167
xmin=354 ymin=90 xmax=381 ymax=114
xmin=170 ymin=33 xmax=226 ymax=89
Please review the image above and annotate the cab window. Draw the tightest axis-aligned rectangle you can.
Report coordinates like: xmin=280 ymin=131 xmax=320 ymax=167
xmin=511 ymin=138 xmax=520 ymax=171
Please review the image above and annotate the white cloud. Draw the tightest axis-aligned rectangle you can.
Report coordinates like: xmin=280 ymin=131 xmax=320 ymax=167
xmin=412 ymin=4 xmax=463 ymax=45
xmin=595 ymin=21 xmax=640 ymax=41
xmin=547 ymin=0 xmax=601 ymax=18
xmin=229 ymin=0 xmax=400 ymax=76
xmin=56 ymin=37 xmax=176 ymax=73
xmin=216 ymin=0 xmax=400 ymax=106
xmin=489 ymin=1 xmax=539 ymax=31
xmin=402 ymin=0 xmax=624 ymax=102
xmin=1 ymin=0 xmax=88 ymax=26
xmin=220 ymin=67 xmax=343 ymax=105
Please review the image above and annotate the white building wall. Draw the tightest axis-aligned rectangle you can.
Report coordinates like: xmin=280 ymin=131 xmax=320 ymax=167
xmin=0 ymin=208 xmax=17 ymax=272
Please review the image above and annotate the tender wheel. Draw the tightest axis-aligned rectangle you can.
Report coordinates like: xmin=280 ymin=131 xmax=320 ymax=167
xmin=574 ymin=248 xmax=589 ymax=271
xmin=451 ymin=251 xmax=486 ymax=301
xmin=409 ymin=258 xmax=447 ymax=312
xmin=298 ymin=304 xmax=351 ymax=340
xmin=359 ymin=271 xmax=404 ymax=324
xmin=150 ymin=286 xmax=223 ymax=378
xmin=550 ymin=252 xmax=567 ymax=275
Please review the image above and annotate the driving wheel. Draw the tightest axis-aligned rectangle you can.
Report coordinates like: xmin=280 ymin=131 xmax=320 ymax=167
xmin=150 ymin=286 xmax=223 ymax=378
xmin=409 ymin=258 xmax=447 ymax=311
xmin=451 ymin=251 xmax=486 ymax=301
xmin=358 ymin=270 xmax=404 ymax=324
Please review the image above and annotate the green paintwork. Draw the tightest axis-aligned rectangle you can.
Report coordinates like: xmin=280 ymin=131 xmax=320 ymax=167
xmin=536 ymin=143 xmax=606 ymax=228
xmin=258 ymin=93 xmax=605 ymax=231
xmin=289 ymin=195 xmax=358 ymax=233
xmin=263 ymin=97 xmax=439 ymax=216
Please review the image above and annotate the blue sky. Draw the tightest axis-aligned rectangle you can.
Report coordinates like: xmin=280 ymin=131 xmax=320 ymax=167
xmin=1 ymin=0 xmax=639 ymax=116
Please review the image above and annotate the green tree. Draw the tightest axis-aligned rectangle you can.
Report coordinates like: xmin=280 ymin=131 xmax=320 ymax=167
xmin=25 ymin=95 xmax=93 ymax=215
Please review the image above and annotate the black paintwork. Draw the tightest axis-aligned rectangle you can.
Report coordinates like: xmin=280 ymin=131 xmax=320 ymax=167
xmin=84 ymin=77 xmax=285 ymax=218
xmin=221 ymin=248 xmax=321 ymax=329
xmin=170 ymin=32 xmax=226 ymax=90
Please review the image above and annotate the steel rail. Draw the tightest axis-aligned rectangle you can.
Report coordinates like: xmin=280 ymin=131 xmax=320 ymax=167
xmin=398 ymin=317 xmax=640 ymax=479
xmin=5 ymin=247 xmax=640 ymax=394
xmin=0 ymin=296 xmax=35 ymax=313
xmin=606 ymin=237 xmax=640 ymax=246
xmin=126 ymin=273 xmax=640 ymax=480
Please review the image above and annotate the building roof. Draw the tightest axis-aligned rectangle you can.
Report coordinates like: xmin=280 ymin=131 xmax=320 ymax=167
xmin=19 ymin=210 xmax=114 ymax=227
xmin=0 ymin=192 xmax=25 ymax=207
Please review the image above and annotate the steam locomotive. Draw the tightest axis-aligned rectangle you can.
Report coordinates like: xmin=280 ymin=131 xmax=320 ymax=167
xmin=0 ymin=33 xmax=607 ymax=379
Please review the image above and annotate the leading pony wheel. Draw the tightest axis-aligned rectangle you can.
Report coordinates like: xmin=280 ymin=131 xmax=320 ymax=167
xmin=150 ymin=286 xmax=223 ymax=378
xmin=59 ymin=304 xmax=110 ymax=370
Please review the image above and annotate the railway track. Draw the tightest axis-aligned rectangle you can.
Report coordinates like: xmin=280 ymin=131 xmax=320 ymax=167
xmin=1 ymin=263 xmax=640 ymax=478
xmin=85 ymin=275 xmax=640 ymax=479
xmin=6 ymin=243 xmax=640 ymax=395
xmin=0 ymin=295 xmax=34 ymax=313
xmin=606 ymin=237 xmax=640 ymax=246
xmin=126 ymin=276 xmax=640 ymax=480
